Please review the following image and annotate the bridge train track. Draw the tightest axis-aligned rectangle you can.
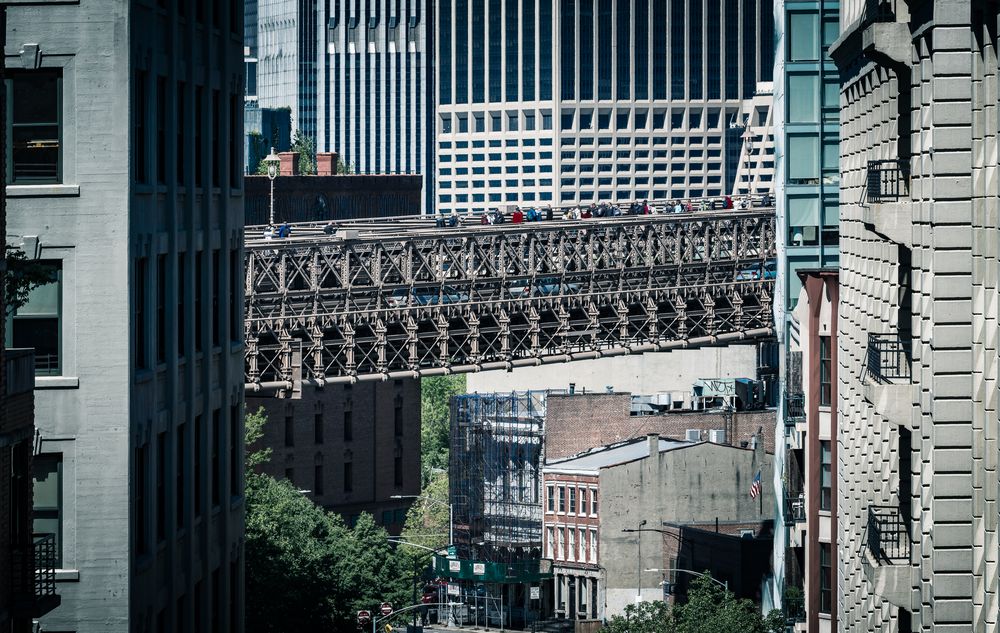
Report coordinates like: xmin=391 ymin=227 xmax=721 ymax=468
xmin=244 ymin=209 xmax=777 ymax=392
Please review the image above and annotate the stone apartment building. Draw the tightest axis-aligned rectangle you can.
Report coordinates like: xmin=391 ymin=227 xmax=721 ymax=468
xmin=829 ymin=1 xmax=999 ymax=630
xmin=3 ymin=1 xmax=246 ymax=631
xmin=247 ymin=379 xmax=421 ymax=533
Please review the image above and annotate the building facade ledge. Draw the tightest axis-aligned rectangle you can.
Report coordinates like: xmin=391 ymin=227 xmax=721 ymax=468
xmin=862 ymin=22 xmax=912 ymax=68
xmin=863 ymin=381 xmax=913 ymax=429
xmin=862 ymin=201 xmax=912 ymax=247
xmin=34 ymin=376 xmax=80 ymax=389
xmin=7 ymin=184 xmax=80 ymax=198
xmin=862 ymin=549 xmax=916 ymax=610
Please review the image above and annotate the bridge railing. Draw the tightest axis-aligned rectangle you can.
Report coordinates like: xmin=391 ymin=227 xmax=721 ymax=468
xmin=244 ymin=209 xmax=777 ymax=388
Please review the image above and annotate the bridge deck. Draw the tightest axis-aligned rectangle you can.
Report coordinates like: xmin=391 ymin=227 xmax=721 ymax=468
xmin=245 ymin=208 xmax=777 ymax=393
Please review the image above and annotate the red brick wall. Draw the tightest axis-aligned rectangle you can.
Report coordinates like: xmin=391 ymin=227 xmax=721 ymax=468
xmin=247 ymin=378 xmax=422 ymax=534
xmin=545 ymin=393 xmax=775 ymax=460
xmin=542 ymin=473 xmax=601 ymax=569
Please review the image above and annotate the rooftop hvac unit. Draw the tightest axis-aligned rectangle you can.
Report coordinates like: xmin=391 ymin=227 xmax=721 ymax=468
xmin=709 ymin=429 xmax=726 ymax=444
xmin=651 ymin=393 xmax=672 ymax=406
xmin=685 ymin=429 xmax=701 ymax=442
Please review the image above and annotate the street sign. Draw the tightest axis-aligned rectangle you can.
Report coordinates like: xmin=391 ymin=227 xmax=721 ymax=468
xmin=357 ymin=610 xmax=372 ymax=624
xmin=473 ymin=562 xmax=486 ymax=575
xmin=380 ymin=602 xmax=393 ymax=616
xmin=530 ymin=586 xmax=540 ymax=600
xmin=448 ymin=583 xmax=460 ymax=596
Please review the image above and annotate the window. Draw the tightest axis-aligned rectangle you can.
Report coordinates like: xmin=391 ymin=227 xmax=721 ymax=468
xmin=820 ymin=440 xmax=832 ymax=511
xmin=591 ymin=488 xmax=598 ymax=515
xmin=579 ymin=528 xmax=586 ymax=561
xmin=569 ymin=487 xmax=576 ymax=514
xmin=315 ymin=465 xmax=324 ymax=496
xmin=788 ymin=12 xmax=819 ymax=62
xmin=5 ymin=261 xmax=61 ymax=375
xmin=230 ymin=404 xmax=241 ymax=498
xmin=176 ymin=423 xmax=186 ymax=528
xmin=230 ymin=249 xmax=241 ymax=343
xmin=314 ymin=413 xmax=324 ymax=444
xmin=211 ymin=251 xmax=220 ymax=346
xmin=344 ymin=462 xmax=353 ymax=492
xmin=156 ymin=255 xmax=167 ymax=363
xmin=157 ymin=432 xmax=167 ymax=542
xmin=820 ymin=543 xmax=832 ymax=613
xmin=343 ymin=410 xmax=353 ymax=442
xmin=546 ymin=527 xmax=555 ymax=558
xmin=547 ymin=485 xmax=555 ymax=512
xmin=136 ymin=442 xmax=150 ymax=554
xmin=135 ymin=257 xmax=148 ymax=369
xmin=177 ymin=255 xmax=186 ymax=355
xmin=176 ymin=81 xmax=186 ymax=185
xmin=590 ymin=528 xmax=598 ymax=562
xmin=194 ymin=415 xmax=203 ymax=518
xmin=33 ymin=453 xmax=63 ymax=567
xmin=135 ymin=71 xmax=148 ymax=183
xmin=8 ymin=70 xmax=62 ymax=184
xmin=820 ymin=336 xmax=832 ymax=406
xmin=157 ymin=76 xmax=167 ymax=184
xmin=284 ymin=414 xmax=294 ymax=447
xmin=568 ymin=527 xmax=575 ymax=561
xmin=194 ymin=251 xmax=203 ymax=352
xmin=212 ymin=410 xmax=221 ymax=506
xmin=508 ymin=112 xmax=519 ymax=131
xmin=285 ymin=468 xmax=295 ymax=485
xmin=579 ymin=488 xmax=587 ymax=514
xmin=394 ymin=456 xmax=403 ymax=487
xmin=558 ymin=486 xmax=566 ymax=512
xmin=394 ymin=403 xmax=403 ymax=437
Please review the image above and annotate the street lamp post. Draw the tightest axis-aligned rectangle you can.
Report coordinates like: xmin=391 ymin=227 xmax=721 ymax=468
xmin=391 ymin=494 xmax=454 ymax=547
xmin=645 ymin=568 xmax=729 ymax=595
xmin=622 ymin=519 xmax=647 ymax=601
xmin=263 ymin=147 xmax=281 ymax=226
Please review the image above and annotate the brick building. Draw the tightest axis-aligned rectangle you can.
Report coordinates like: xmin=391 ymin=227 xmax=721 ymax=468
xmin=244 ymin=170 xmax=422 ymax=225
xmin=544 ymin=391 xmax=776 ymax=461
xmin=247 ymin=378 xmax=421 ymax=533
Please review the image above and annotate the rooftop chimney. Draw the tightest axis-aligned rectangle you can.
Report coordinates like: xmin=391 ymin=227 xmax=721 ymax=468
xmin=647 ymin=433 xmax=659 ymax=457
xmin=278 ymin=151 xmax=300 ymax=176
xmin=316 ymin=152 xmax=338 ymax=176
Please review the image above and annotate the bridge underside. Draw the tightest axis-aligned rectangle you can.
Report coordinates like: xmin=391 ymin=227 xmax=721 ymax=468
xmin=245 ymin=211 xmax=776 ymax=394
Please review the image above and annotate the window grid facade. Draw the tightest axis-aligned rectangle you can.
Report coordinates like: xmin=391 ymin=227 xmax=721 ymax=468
xmin=435 ymin=0 xmax=775 ymax=214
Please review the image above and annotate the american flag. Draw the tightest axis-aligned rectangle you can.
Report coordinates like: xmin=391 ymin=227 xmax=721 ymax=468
xmin=749 ymin=469 xmax=762 ymax=499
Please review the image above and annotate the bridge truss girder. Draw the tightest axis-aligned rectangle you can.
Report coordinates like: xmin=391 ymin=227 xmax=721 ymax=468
xmin=245 ymin=212 xmax=777 ymax=389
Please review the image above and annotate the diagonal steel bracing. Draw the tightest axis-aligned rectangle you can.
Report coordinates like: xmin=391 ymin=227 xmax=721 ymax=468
xmin=244 ymin=210 xmax=777 ymax=392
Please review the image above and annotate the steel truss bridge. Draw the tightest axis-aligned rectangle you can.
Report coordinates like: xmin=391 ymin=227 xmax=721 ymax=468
xmin=244 ymin=209 xmax=777 ymax=393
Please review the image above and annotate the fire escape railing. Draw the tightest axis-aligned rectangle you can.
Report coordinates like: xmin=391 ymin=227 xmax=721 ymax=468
xmin=784 ymin=393 xmax=805 ymax=428
xmin=866 ymin=506 xmax=910 ymax=564
xmin=865 ymin=333 xmax=911 ymax=384
xmin=866 ymin=159 xmax=910 ymax=203
xmin=11 ymin=533 xmax=59 ymax=615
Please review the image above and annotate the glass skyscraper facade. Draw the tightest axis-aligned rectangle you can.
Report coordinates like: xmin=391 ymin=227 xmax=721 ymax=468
xmin=771 ymin=0 xmax=840 ymax=623
xmin=435 ymin=0 xmax=775 ymax=213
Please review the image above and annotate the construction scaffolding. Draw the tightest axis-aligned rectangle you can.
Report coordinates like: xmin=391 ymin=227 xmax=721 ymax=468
xmin=449 ymin=391 xmax=547 ymax=572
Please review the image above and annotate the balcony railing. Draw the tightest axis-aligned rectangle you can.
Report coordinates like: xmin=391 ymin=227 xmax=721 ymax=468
xmin=865 ymin=333 xmax=911 ymax=384
xmin=866 ymin=159 xmax=909 ymax=203
xmin=784 ymin=393 xmax=805 ymax=427
xmin=783 ymin=591 xmax=805 ymax=624
xmin=11 ymin=533 xmax=60 ymax=617
xmin=784 ymin=494 xmax=806 ymax=525
xmin=867 ymin=506 xmax=910 ymax=564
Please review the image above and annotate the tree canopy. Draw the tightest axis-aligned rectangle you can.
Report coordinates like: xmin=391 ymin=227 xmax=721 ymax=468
xmin=244 ymin=410 xmax=413 ymax=633
xmin=419 ymin=375 xmax=465 ymax=485
xmin=602 ymin=576 xmax=785 ymax=633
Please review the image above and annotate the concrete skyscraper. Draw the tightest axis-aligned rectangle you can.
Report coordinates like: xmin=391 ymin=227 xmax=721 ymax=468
xmin=254 ymin=0 xmax=434 ymax=210
xmin=3 ymin=1 xmax=246 ymax=631
xmin=434 ymin=0 xmax=775 ymax=214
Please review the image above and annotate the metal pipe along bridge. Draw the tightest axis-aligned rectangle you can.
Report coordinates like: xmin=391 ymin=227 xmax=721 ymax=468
xmin=244 ymin=208 xmax=777 ymax=393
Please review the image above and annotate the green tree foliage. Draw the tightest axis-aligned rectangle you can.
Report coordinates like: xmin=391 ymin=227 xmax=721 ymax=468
xmin=3 ymin=249 xmax=58 ymax=318
xmin=399 ymin=471 xmax=450 ymax=555
xmin=603 ymin=576 xmax=785 ymax=633
xmin=245 ymin=410 xmax=412 ymax=632
xmin=291 ymin=129 xmax=316 ymax=175
xmin=420 ymin=375 xmax=466 ymax=485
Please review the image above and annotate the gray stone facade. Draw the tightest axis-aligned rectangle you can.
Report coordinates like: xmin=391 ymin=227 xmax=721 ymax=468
xmin=830 ymin=1 xmax=998 ymax=630
xmin=4 ymin=1 xmax=246 ymax=631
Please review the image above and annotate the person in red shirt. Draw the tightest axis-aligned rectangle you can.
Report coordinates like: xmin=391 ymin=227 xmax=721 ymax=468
xmin=512 ymin=207 xmax=524 ymax=223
